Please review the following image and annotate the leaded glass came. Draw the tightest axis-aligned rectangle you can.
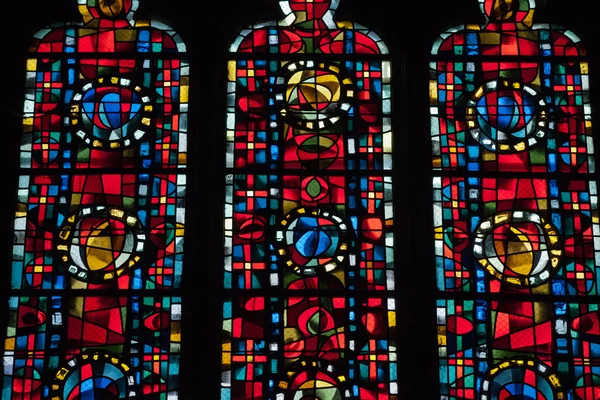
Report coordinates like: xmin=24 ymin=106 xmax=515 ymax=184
xmin=3 ymin=1 xmax=188 ymax=398
xmin=222 ymin=0 xmax=397 ymax=398
xmin=431 ymin=0 xmax=598 ymax=398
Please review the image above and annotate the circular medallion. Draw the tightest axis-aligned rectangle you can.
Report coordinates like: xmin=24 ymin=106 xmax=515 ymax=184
xmin=82 ymin=0 xmax=138 ymax=21
xmin=438 ymin=72 xmax=465 ymax=102
xmin=275 ymin=61 xmax=353 ymax=131
xmin=480 ymin=0 xmax=535 ymax=23
xmin=466 ymin=79 xmax=551 ymax=153
xmin=56 ymin=206 xmax=146 ymax=282
xmin=481 ymin=359 xmax=565 ymax=400
xmin=25 ymin=256 xmax=53 ymax=288
xmin=12 ymin=366 xmax=43 ymax=395
xmin=565 ymin=262 xmax=595 ymax=295
xmin=69 ymin=76 xmax=152 ymax=150
xmin=473 ymin=211 xmax=562 ymax=286
xmin=96 ymin=0 xmax=128 ymax=17
xmin=32 ymin=136 xmax=60 ymax=165
xmin=51 ymin=351 xmax=134 ymax=400
xmin=276 ymin=208 xmax=349 ymax=275
xmin=559 ymin=135 xmax=588 ymax=168
xmin=575 ymin=373 xmax=600 ymax=399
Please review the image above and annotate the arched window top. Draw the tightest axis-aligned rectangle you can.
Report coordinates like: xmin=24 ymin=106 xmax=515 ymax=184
xmin=30 ymin=0 xmax=187 ymax=53
xmin=431 ymin=0 xmax=585 ymax=56
xmin=229 ymin=0 xmax=388 ymax=54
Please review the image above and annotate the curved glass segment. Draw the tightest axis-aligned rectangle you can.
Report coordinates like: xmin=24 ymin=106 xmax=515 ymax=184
xmin=229 ymin=0 xmax=388 ymax=54
xmin=222 ymin=0 xmax=396 ymax=398
xmin=3 ymin=0 xmax=188 ymax=398
xmin=430 ymin=0 xmax=598 ymax=398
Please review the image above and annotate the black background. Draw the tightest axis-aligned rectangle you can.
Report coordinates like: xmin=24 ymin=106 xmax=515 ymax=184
xmin=1 ymin=0 xmax=599 ymax=398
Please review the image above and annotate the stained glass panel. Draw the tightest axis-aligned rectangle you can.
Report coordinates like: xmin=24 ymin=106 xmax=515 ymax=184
xmin=3 ymin=1 xmax=187 ymax=398
xmin=431 ymin=0 xmax=598 ymax=398
xmin=223 ymin=0 xmax=396 ymax=398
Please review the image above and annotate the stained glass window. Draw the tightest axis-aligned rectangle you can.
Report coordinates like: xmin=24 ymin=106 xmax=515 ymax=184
xmin=222 ymin=0 xmax=397 ymax=398
xmin=3 ymin=0 xmax=188 ymax=398
xmin=430 ymin=0 xmax=598 ymax=398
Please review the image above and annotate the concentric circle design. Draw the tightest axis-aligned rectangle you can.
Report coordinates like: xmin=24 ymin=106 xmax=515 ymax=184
xmin=466 ymin=79 xmax=552 ymax=152
xmin=51 ymin=351 xmax=134 ymax=400
xmin=276 ymin=208 xmax=349 ymax=275
xmin=277 ymin=361 xmax=348 ymax=400
xmin=473 ymin=211 xmax=562 ymax=286
xmin=275 ymin=61 xmax=353 ymax=131
xmin=481 ymin=359 xmax=565 ymax=400
xmin=56 ymin=206 xmax=145 ymax=282
xmin=69 ymin=76 xmax=152 ymax=149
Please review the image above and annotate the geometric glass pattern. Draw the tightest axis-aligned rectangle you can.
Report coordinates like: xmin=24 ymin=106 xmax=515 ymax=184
xmin=222 ymin=0 xmax=396 ymax=398
xmin=3 ymin=1 xmax=187 ymax=398
xmin=431 ymin=0 xmax=597 ymax=398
